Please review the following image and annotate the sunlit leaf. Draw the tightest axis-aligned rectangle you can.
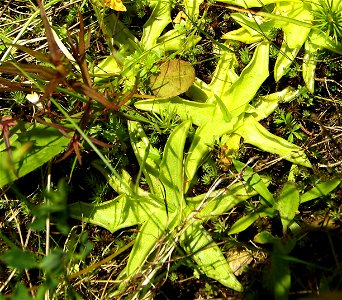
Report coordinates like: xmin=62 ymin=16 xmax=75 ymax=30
xmin=68 ymin=194 xmax=166 ymax=233
xmin=253 ymin=87 xmax=299 ymax=121
xmin=301 ymin=179 xmax=341 ymax=203
xmin=128 ymin=121 xmax=164 ymax=197
xmin=222 ymin=27 xmax=264 ymax=43
xmin=273 ymin=2 xmax=313 ymax=81
xmin=276 ymin=182 xmax=299 ymax=234
xmin=218 ymin=0 xmax=278 ymax=7
xmin=125 ymin=213 xmax=168 ymax=277
xmin=223 ymin=41 xmax=269 ymax=116
xmin=254 ymin=231 xmax=278 ymax=244
xmin=180 ymin=220 xmax=243 ymax=291
xmin=235 ymin=116 xmax=312 ymax=167
xmin=183 ymin=0 xmax=204 ymax=25
xmin=135 ymin=97 xmax=215 ymax=126
xmin=209 ymin=47 xmax=239 ymax=99
xmin=184 ymin=115 xmax=239 ymax=187
xmin=141 ymin=1 xmax=172 ymax=50
xmin=159 ymin=120 xmax=191 ymax=211
xmin=302 ymin=40 xmax=320 ymax=93
xmin=0 ymin=122 xmax=70 ymax=188
xmin=187 ymin=176 xmax=270 ymax=220
xmin=309 ymin=29 xmax=342 ymax=54
xmin=228 ymin=207 xmax=276 ymax=235
xmin=93 ymin=56 xmax=121 ymax=80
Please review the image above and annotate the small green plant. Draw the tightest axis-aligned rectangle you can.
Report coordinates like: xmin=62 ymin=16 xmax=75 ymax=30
xmin=147 ymin=110 xmax=181 ymax=135
xmin=274 ymin=111 xmax=306 ymax=142
xmin=11 ymin=91 xmax=26 ymax=105
xmin=296 ymin=85 xmax=314 ymax=106
xmin=269 ymin=44 xmax=280 ymax=58
xmin=201 ymin=160 xmax=219 ymax=185
xmin=84 ymin=173 xmax=110 ymax=203
xmin=182 ymin=44 xmax=206 ymax=64
xmin=212 ymin=217 xmax=229 ymax=234
xmin=169 ymin=272 xmax=178 ymax=283
xmin=284 ymin=64 xmax=301 ymax=79
xmin=312 ymin=0 xmax=342 ymax=42
xmin=239 ymin=47 xmax=251 ymax=65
